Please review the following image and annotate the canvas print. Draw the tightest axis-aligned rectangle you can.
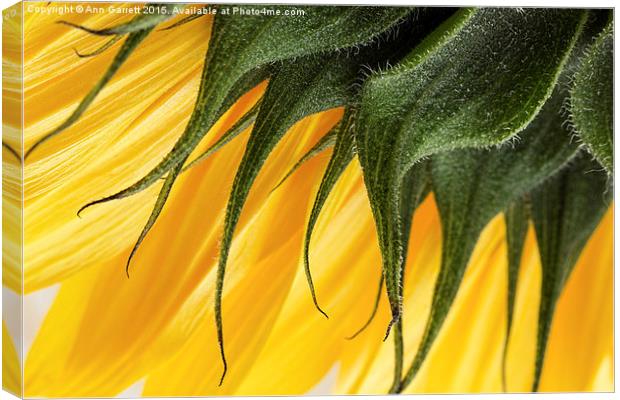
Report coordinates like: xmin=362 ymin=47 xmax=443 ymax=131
xmin=1 ymin=2 xmax=614 ymax=397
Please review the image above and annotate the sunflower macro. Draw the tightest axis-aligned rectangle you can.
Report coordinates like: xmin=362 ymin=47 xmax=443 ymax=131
xmin=1 ymin=1 xmax=614 ymax=397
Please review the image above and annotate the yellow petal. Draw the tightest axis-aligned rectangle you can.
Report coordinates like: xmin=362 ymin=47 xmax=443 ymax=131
xmin=335 ymin=193 xmax=441 ymax=394
xmin=142 ymin=139 xmax=336 ymax=396
xmin=23 ymin=9 xmax=214 ymax=291
xmin=231 ymin=159 xmax=383 ymax=395
xmin=3 ymin=322 xmax=22 ymax=396
xmin=502 ymin=224 xmax=540 ymax=391
xmin=539 ymin=206 xmax=613 ymax=392
xmin=24 ymin=109 xmax=342 ymax=397
xmin=3 ymin=151 xmax=22 ymax=290
xmin=3 ymin=2 xmax=23 ymax=291
xmin=338 ymin=210 xmax=508 ymax=393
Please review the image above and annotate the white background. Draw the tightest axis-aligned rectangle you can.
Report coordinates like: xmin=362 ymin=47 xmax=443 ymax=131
xmin=0 ymin=0 xmax=617 ymax=399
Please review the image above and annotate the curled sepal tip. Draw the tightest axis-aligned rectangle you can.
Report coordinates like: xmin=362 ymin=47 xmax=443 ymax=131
xmin=77 ymin=154 xmax=182 ymax=217
xmin=73 ymin=35 xmax=123 ymax=58
xmin=181 ymin=101 xmax=261 ymax=174
xmin=302 ymin=109 xmax=356 ymax=319
xmin=159 ymin=13 xmax=205 ymax=31
xmin=56 ymin=4 xmax=178 ymax=36
xmin=125 ymin=159 xmax=185 ymax=277
xmin=346 ymin=276 xmax=384 ymax=340
xmin=271 ymin=127 xmax=337 ymax=193
xmin=25 ymin=28 xmax=154 ymax=160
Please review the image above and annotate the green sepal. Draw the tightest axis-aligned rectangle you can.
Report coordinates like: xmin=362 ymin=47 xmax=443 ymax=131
xmin=214 ymin=53 xmax=370 ymax=385
xmin=74 ymin=35 xmax=123 ymax=58
xmin=26 ymin=27 xmax=156 ymax=160
xmin=399 ymin=85 xmax=581 ymax=391
xmin=124 ymin=156 xmax=187 ymax=276
xmin=123 ymin=102 xmax=261 ymax=273
xmin=390 ymin=161 xmax=432 ymax=393
xmin=570 ymin=22 xmax=614 ymax=173
xmin=272 ymin=128 xmax=338 ymax=192
xmin=181 ymin=100 xmax=261 ymax=174
xmin=355 ymin=7 xmax=586 ymax=345
xmin=301 ymin=109 xmax=357 ymax=318
xmin=76 ymin=6 xmax=411 ymax=212
xmin=75 ymin=67 xmax=270 ymax=216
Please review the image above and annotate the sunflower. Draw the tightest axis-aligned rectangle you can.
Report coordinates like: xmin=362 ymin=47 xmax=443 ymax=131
xmin=2 ymin=2 xmax=613 ymax=397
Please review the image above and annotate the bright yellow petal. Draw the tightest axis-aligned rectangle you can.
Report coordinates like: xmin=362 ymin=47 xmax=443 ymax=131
xmin=539 ymin=207 xmax=613 ymax=392
xmin=502 ymin=224 xmax=540 ymax=391
xmin=231 ymin=159 xmax=383 ymax=395
xmin=337 ymin=211 xmax=508 ymax=393
xmin=3 ymin=1 xmax=23 ymax=291
xmin=336 ymin=205 xmax=613 ymax=394
xmin=3 ymin=149 xmax=22 ymax=290
xmin=24 ymin=108 xmax=342 ymax=397
xmin=142 ymin=132 xmax=337 ymax=396
xmin=335 ymin=193 xmax=441 ymax=394
xmin=406 ymin=216 xmax=506 ymax=393
xmin=23 ymin=8 xmax=214 ymax=291
xmin=3 ymin=322 xmax=22 ymax=396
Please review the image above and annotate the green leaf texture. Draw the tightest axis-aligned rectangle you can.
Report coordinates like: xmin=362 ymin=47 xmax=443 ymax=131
xmin=355 ymin=8 xmax=586 ymax=344
xmin=390 ymin=161 xmax=432 ymax=393
xmin=570 ymin=22 xmax=614 ymax=173
xmin=214 ymin=53 xmax=369 ymax=384
xmin=75 ymin=5 xmax=411 ymax=214
xmin=399 ymin=86 xmax=581 ymax=390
